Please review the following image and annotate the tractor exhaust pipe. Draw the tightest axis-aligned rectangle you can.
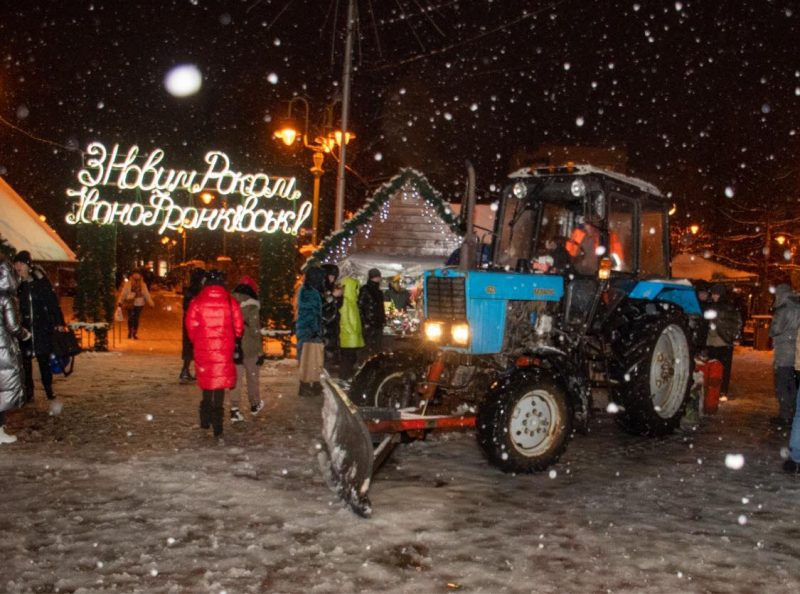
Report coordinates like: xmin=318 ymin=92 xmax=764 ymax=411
xmin=459 ymin=161 xmax=477 ymax=271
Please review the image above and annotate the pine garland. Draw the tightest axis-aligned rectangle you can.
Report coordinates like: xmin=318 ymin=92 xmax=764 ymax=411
xmin=74 ymin=223 xmax=117 ymax=350
xmin=304 ymin=168 xmax=461 ymax=269
xmin=259 ymin=232 xmax=296 ymax=331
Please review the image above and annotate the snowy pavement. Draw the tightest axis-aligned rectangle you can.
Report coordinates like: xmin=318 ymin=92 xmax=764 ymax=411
xmin=2 ymin=331 xmax=800 ymax=592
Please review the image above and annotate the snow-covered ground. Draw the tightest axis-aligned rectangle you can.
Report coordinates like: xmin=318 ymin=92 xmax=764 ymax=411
xmin=2 ymin=300 xmax=799 ymax=593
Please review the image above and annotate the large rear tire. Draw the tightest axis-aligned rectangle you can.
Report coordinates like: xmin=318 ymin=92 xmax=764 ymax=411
xmin=611 ymin=305 xmax=694 ymax=436
xmin=477 ymin=375 xmax=572 ymax=473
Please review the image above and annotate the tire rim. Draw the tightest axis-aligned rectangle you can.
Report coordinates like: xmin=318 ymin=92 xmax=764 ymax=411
xmin=374 ymin=371 xmax=408 ymax=409
xmin=649 ymin=323 xmax=691 ymax=418
xmin=508 ymin=389 xmax=560 ymax=456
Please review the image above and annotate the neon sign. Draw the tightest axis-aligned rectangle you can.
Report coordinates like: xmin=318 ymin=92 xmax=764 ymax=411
xmin=65 ymin=142 xmax=312 ymax=236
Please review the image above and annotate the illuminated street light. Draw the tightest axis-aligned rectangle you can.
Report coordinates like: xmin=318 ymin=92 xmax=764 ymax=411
xmin=689 ymin=224 xmax=700 ymax=235
xmin=199 ymin=191 xmax=215 ymax=205
xmin=273 ymin=96 xmax=354 ymax=245
xmin=775 ymin=235 xmax=787 ymax=245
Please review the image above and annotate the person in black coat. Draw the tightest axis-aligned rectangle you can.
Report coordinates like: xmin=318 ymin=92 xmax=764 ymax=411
xmin=706 ymin=284 xmax=742 ymax=397
xmin=358 ymin=268 xmax=386 ymax=358
xmin=180 ymin=268 xmax=206 ymax=382
xmin=320 ymin=264 xmax=342 ymax=372
xmin=13 ymin=251 xmax=66 ymax=411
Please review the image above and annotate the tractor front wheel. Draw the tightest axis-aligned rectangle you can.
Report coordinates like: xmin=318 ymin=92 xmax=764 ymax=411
xmin=477 ymin=376 xmax=572 ymax=473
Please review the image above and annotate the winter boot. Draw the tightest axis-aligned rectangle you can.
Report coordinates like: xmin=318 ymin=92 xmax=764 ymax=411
xmin=179 ymin=364 xmax=194 ymax=383
xmin=0 ymin=426 xmax=17 ymax=444
xmin=299 ymin=382 xmax=313 ymax=397
xmin=250 ymin=400 xmax=265 ymax=415
xmin=783 ymin=459 xmax=800 ymax=474
xmin=48 ymin=399 xmax=63 ymax=416
xmin=230 ymin=408 xmax=245 ymax=423
xmin=199 ymin=401 xmax=212 ymax=429
xmin=311 ymin=382 xmax=323 ymax=396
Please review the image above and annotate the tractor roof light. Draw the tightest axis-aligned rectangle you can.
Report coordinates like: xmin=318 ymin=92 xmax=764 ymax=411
xmin=512 ymin=181 xmax=528 ymax=200
xmin=571 ymin=179 xmax=586 ymax=197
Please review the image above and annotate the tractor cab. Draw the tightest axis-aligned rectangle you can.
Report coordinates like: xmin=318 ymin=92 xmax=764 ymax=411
xmin=493 ymin=165 xmax=672 ymax=326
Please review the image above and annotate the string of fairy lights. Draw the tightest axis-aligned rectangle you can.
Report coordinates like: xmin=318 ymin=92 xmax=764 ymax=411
xmin=305 ymin=168 xmax=462 ymax=269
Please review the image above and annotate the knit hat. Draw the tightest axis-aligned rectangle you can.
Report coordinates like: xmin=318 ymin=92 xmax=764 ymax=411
xmin=205 ymin=269 xmax=226 ymax=286
xmin=13 ymin=250 xmax=32 ymax=268
xmin=368 ymin=268 xmax=382 ymax=280
xmin=239 ymin=275 xmax=258 ymax=295
xmin=710 ymin=284 xmax=726 ymax=297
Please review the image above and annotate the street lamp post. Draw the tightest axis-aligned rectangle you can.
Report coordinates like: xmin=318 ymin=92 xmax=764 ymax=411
xmin=273 ymin=96 xmax=354 ymax=246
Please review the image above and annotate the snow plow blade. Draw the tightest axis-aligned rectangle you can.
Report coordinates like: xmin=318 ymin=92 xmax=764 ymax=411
xmin=318 ymin=376 xmax=376 ymax=517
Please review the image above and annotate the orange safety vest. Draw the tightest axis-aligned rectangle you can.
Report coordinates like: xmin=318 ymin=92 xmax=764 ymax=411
xmin=566 ymin=228 xmax=587 ymax=257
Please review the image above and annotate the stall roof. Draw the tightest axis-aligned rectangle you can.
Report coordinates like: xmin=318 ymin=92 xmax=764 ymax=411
xmin=671 ymin=253 xmax=757 ymax=282
xmin=0 ymin=177 xmax=77 ymax=262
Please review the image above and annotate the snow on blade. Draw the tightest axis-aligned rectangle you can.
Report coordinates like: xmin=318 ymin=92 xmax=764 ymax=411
xmin=318 ymin=375 xmax=374 ymax=517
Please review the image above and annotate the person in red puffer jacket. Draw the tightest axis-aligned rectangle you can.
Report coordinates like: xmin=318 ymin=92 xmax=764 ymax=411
xmin=186 ymin=269 xmax=243 ymax=440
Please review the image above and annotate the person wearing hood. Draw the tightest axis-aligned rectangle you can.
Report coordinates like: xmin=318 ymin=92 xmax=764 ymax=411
xmin=180 ymin=268 xmax=206 ymax=382
xmin=358 ymin=268 xmax=386 ymax=358
xmin=13 ymin=250 xmax=66 ymax=413
xmin=230 ymin=276 xmax=264 ymax=422
xmin=186 ymin=269 xmax=243 ymax=441
xmin=769 ymin=283 xmax=800 ymax=425
xmin=295 ymin=267 xmax=325 ymax=396
xmin=705 ymin=284 xmax=742 ymax=398
xmin=321 ymin=264 xmax=343 ymax=372
xmin=0 ymin=256 xmax=25 ymax=444
xmin=339 ymin=276 xmax=365 ymax=380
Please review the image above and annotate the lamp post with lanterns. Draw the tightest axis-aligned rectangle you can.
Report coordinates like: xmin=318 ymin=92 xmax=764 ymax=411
xmin=273 ymin=96 xmax=354 ymax=246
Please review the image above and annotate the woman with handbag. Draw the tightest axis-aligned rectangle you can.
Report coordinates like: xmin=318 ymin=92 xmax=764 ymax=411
xmin=13 ymin=250 xmax=66 ymax=414
xmin=117 ymin=271 xmax=154 ymax=340
xmin=0 ymin=257 xmax=25 ymax=443
xmin=186 ymin=269 xmax=243 ymax=441
xmin=295 ymin=267 xmax=325 ymax=397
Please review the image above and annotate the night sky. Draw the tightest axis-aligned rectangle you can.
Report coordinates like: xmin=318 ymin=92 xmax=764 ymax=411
xmin=1 ymin=1 xmax=799 ymax=259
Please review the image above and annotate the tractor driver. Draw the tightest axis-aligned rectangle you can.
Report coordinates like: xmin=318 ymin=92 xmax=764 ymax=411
xmin=532 ymin=238 xmax=571 ymax=274
xmin=566 ymin=216 xmax=625 ymax=275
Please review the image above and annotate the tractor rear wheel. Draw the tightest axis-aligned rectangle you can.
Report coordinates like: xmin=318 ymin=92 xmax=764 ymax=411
xmin=612 ymin=307 xmax=694 ymax=436
xmin=477 ymin=376 xmax=572 ymax=473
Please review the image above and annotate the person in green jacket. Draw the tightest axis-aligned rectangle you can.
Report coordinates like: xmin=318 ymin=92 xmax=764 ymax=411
xmin=339 ymin=276 xmax=365 ymax=380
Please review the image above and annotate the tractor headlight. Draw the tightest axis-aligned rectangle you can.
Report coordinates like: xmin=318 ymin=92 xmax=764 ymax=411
xmin=512 ymin=181 xmax=528 ymax=199
xmin=451 ymin=323 xmax=471 ymax=345
xmin=424 ymin=321 xmax=444 ymax=342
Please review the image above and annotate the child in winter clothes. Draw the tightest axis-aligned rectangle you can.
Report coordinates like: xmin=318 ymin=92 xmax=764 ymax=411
xmin=186 ymin=269 xmax=243 ymax=440
xmin=230 ymin=276 xmax=265 ymax=422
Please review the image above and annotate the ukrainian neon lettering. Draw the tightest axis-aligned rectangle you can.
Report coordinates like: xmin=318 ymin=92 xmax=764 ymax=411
xmin=66 ymin=141 xmax=311 ymax=236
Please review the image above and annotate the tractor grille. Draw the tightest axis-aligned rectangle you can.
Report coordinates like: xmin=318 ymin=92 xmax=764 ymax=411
xmin=426 ymin=276 xmax=467 ymax=320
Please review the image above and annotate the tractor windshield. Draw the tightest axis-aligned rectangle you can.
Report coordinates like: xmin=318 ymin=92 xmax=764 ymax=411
xmin=495 ymin=176 xmax=602 ymax=271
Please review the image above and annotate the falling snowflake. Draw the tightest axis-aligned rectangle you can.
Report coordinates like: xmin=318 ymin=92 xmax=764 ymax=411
xmin=267 ymin=72 xmax=279 ymax=84
xmin=576 ymin=116 xmax=585 ymax=127
xmin=725 ymin=453 xmax=745 ymax=470
xmin=164 ymin=64 xmax=202 ymax=97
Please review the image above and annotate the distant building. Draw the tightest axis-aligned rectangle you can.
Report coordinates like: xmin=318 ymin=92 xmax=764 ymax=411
xmin=510 ymin=144 xmax=629 ymax=173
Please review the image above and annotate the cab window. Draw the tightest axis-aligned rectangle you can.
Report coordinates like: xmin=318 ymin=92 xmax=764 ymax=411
xmin=640 ymin=198 xmax=668 ymax=277
xmin=608 ymin=195 xmax=635 ymax=273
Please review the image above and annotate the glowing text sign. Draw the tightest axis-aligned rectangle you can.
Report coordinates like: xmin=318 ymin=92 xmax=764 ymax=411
xmin=65 ymin=142 xmax=312 ymax=236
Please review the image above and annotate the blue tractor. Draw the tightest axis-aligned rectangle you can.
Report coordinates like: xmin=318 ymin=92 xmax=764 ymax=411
xmin=321 ymin=164 xmax=703 ymax=515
